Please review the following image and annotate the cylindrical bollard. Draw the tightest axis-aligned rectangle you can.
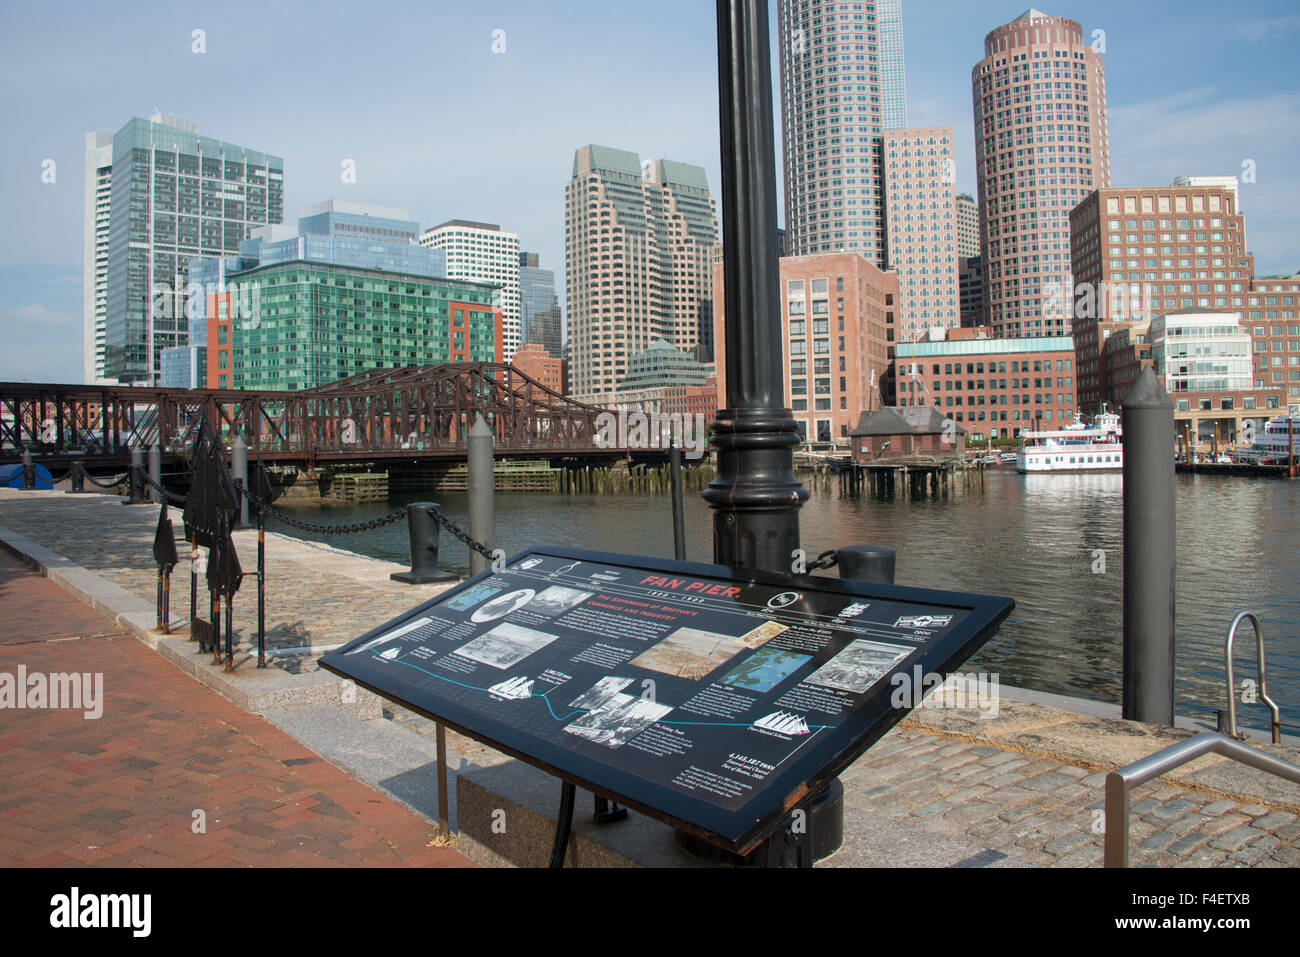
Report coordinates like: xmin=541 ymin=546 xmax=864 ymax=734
xmin=1122 ymin=366 xmax=1176 ymax=726
xmin=468 ymin=414 xmax=495 ymax=576
xmin=68 ymin=461 xmax=85 ymax=493
xmin=390 ymin=503 xmax=457 ymax=584
xmin=124 ymin=447 xmax=145 ymax=504
xmin=21 ymin=448 xmax=34 ymax=490
xmin=148 ymin=444 xmax=162 ymax=504
xmin=836 ymin=544 xmax=897 ymax=585
xmin=670 ymin=444 xmax=686 ymax=561
xmin=231 ymin=435 xmax=249 ymax=528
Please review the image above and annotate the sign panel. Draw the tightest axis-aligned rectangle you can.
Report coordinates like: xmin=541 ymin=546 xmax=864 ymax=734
xmin=320 ymin=546 xmax=1014 ymax=853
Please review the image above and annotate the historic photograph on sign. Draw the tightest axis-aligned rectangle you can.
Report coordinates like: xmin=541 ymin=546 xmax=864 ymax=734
xmin=737 ymin=619 xmax=790 ymax=648
xmin=525 ymin=585 xmax=594 ymax=617
xmin=630 ymin=626 xmax=765 ymax=680
xmin=721 ymin=646 xmax=811 ymax=693
xmin=565 ymin=692 xmax=673 ymax=748
xmin=470 ymin=588 xmax=536 ymax=623
xmin=454 ymin=621 xmax=559 ymax=669
xmin=804 ymin=639 xmax=913 ymax=694
xmin=444 ymin=582 xmax=503 ymax=611
xmin=568 ymin=676 xmax=634 ymax=710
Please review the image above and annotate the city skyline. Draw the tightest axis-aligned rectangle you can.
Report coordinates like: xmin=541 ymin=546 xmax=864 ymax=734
xmin=2 ymin=0 xmax=1298 ymax=382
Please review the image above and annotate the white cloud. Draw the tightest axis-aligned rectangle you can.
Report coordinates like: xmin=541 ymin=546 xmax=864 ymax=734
xmin=1228 ymin=16 xmax=1300 ymax=44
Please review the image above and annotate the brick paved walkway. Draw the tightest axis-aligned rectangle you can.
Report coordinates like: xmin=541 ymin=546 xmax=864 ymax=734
xmin=0 ymin=549 xmax=470 ymax=867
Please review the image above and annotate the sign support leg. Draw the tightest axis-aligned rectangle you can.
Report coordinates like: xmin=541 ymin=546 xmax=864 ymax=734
xmin=548 ymin=781 xmax=576 ymax=869
xmin=436 ymin=721 xmax=450 ymax=840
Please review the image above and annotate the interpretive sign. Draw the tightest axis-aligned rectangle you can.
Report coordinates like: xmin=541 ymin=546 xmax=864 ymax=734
xmin=320 ymin=546 xmax=1014 ymax=853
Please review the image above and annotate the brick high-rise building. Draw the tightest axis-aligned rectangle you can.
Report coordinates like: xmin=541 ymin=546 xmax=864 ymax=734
xmin=883 ymin=128 xmax=960 ymax=341
xmin=1069 ymin=180 xmax=1253 ymax=413
xmin=1245 ymin=275 xmax=1300 ymax=407
xmin=565 ymin=145 xmax=718 ymax=396
xmin=779 ymin=0 xmax=908 ymax=262
xmin=972 ymin=9 xmax=1110 ymax=339
xmin=714 ymin=253 xmax=897 ymax=444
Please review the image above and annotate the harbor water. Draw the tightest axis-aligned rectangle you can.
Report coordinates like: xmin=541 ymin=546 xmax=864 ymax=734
xmin=271 ymin=469 xmax=1299 ymax=735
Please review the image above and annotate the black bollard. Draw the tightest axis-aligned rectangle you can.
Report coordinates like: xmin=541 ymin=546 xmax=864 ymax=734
xmin=391 ymin=503 xmax=458 ymax=584
xmin=836 ymin=545 xmax=897 ymax=585
xmin=68 ymin=462 xmax=86 ymax=493
xmin=1122 ymin=367 xmax=1176 ymax=726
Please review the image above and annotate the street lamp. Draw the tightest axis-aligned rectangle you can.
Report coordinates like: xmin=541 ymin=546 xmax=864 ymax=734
xmin=704 ymin=0 xmax=808 ymax=572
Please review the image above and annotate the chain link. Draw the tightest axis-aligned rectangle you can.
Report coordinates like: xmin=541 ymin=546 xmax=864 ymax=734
xmin=807 ymin=549 xmax=839 ymax=571
xmin=139 ymin=471 xmax=190 ymax=506
xmin=83 ymin=471 xmax=128 ymax=490
xmin=432 ymin=510 xmax=498 ymax=561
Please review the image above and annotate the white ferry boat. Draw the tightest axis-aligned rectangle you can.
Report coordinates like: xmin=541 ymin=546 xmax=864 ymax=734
xmin=1237 ymin=410 xmax=1300 ymax=464
xmin=1016 ymin=408 xmax=1124 ymax=473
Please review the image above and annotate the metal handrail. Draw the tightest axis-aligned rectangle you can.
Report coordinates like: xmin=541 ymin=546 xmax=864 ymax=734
xmin=1104 ymin=731 xmax=1300 ymax=867
xmin=1224 ymin=611 xmax=1283 ymax=744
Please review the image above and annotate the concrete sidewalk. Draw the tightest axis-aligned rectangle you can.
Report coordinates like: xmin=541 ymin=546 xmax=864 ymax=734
xmin=0 ymin=549 xmax=472 ymax=868
xmin=2 ymin=487 xmax=1299 ymax=867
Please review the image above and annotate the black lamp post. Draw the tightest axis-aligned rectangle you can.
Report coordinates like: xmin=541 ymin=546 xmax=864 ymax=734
xmin=705 ymin=0 xmax=808 ymax=572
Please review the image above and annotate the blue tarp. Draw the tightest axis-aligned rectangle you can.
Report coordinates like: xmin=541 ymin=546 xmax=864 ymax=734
xmin=0 ymin=463 xmax=54 ymax=489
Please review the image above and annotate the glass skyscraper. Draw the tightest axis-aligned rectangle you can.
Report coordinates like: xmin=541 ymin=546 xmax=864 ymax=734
xmin=96 ymin=113 xmax=283 ymax=384
xmin=240 ymin=201 xmax=446 ymax=279
xmin=518 ymin=252 xmax=562 ymax=358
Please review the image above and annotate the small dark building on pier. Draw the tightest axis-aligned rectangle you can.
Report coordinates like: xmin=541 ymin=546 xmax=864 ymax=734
xmin=850 ymin=406 xmax=965 ymax=464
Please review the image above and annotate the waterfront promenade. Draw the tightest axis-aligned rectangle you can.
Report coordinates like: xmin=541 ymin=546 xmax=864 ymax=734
xmin=2 ymin=487 xmax=1298 ymax=867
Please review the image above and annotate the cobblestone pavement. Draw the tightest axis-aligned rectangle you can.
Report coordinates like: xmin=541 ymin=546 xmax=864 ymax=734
xmin=839 ymin=724 xmax=1300 ymax=868
xmin=0 ymin=549 xmax=471 ymax=867
xmin=0 ymin=489 xmax=456 ymax=667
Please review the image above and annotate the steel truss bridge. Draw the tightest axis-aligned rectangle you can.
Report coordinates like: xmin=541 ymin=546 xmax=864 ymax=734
xmin=0 ymin=364 xmax=627 ymax=473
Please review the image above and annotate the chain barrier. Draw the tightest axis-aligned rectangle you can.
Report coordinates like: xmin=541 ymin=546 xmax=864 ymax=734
xmin=235 ymin=484 xmax=497 ymax=559
xmin=432 ymin=510 xmax=498 ymax=561
xmin=807 ymin=549 xmax=839 ymax=571
xmin=83 ymin=471 xmax=128 ymax=490
xmin=140 ymin=471 xmax=190 ymax=506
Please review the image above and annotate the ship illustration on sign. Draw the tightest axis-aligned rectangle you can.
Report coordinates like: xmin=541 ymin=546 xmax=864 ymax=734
xmin=488 ymin=676 xmax=535 ymax=700
xmin=753 ymin=711 xmax=811 ymax=735
xmin=379 ymin=647 xmax=401 ymax=660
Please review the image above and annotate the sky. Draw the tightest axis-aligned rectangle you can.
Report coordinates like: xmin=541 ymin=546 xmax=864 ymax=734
xmin=1 ymin=0 xmax=1297 ymax=383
